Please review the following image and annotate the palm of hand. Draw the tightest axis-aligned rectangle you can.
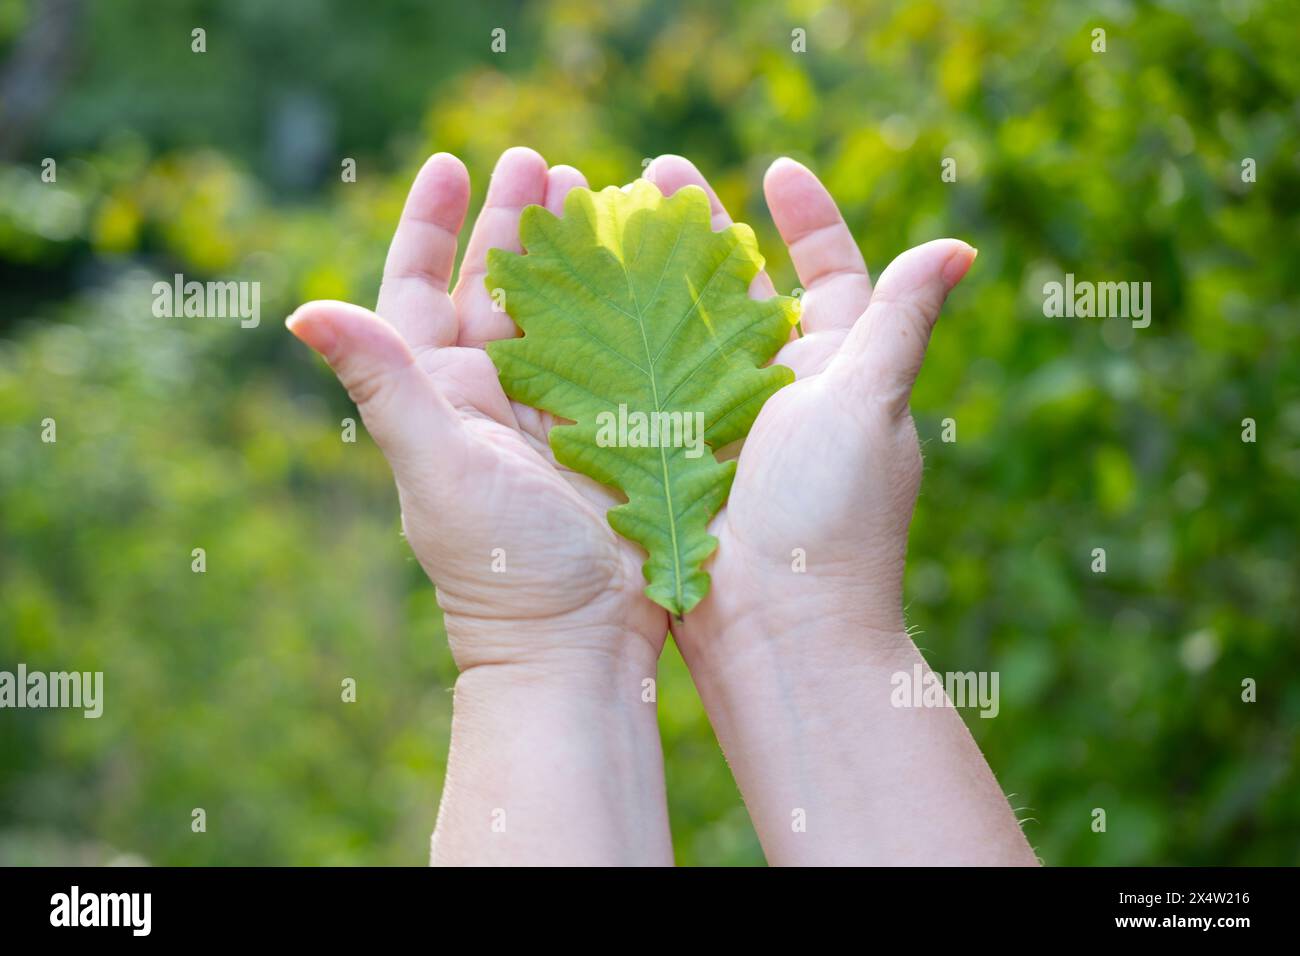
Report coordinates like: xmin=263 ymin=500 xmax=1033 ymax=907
xmin=410 ymin=271 xmax=662 ymax=653
xmin=290 ymin=149 xmax=970 ymax=661
xmin=289 ymin=149 xmax=668 ymax=662
xmin=635 ymin=156 xmax=971 ymax=641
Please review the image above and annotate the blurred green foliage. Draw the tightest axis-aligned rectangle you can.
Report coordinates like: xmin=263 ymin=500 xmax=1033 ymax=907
xmin=1 ymin=0 xmax=1297 ymax=865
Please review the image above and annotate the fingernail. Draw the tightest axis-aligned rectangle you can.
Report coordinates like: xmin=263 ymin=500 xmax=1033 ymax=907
xmin=286 ymin=311 xmax=336 ymax=357
xmin=942 ymin=243 xmax=977 ymax=290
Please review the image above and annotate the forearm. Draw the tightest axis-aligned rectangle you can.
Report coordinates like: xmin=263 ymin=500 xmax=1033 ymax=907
xmin=430 ymin=640 xmax=673 ymax=866
xmin=680 ymin=598 xmax=1038 ymax=866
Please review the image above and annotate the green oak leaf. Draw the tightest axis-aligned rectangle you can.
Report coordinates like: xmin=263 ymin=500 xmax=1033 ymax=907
xmin=485 ymin=179 xmax=797 ymax=616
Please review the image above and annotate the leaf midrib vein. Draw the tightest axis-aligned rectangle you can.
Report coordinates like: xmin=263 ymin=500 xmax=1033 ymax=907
xmin=620 ymin=210 xmax=686 ymax=611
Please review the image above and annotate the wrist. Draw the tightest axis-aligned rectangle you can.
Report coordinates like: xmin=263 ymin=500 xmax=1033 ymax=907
xmin=673 ymin=586 xmax=1035 ymax=866
xmin=449 ymin=637 xmax=661 ymax=714
xmin=675 ymin=618 xmax=925 ymax=865
xmin=433 ymin=631 xmax=672 ymax=866
xmin=443 ymin=603 xmax=665 ymax=678
xmin=676 ymin=571 xmax=910 ymax=682
xmin=681 ymin=608 xmax=921 ymax=742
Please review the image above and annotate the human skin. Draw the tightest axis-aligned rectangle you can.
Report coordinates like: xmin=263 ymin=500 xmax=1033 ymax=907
xmin=287 ymin=148 xmax=674 ymax=865
xmin=644 ymin=154 xmax=1038 ymax=865
xmin=288 ymin=146 xmax=1036 ymax=866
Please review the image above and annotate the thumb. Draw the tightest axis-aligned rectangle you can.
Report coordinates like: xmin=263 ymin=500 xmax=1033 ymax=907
xmin=286 ymin=300 xmax=464 ymax=473
xmin=829 ymin=239 xmax=976 ymax=416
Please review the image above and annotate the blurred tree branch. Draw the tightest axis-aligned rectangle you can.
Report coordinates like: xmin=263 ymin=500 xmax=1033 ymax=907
xmin=0 ymin=0 xmax=81 ymax=161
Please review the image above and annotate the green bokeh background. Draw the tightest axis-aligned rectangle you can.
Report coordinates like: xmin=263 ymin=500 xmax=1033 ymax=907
xmin=1 ymin=0 xmax=1296 ymax=865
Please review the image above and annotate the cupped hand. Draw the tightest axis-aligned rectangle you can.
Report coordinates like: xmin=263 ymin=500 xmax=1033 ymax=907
xmin=640 ymin=156 xmax=976 ymax=654
xmin=287 ymin=149 xmax=668 ymax=671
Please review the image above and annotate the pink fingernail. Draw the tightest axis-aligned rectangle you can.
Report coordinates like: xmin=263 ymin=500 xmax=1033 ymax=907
xmin=942 ymin=244 xmax=977 ymax=290
xmin=286 ymin=312 xmax=336 ymax=357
